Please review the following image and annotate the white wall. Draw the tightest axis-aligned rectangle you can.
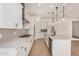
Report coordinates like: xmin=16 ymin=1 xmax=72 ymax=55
xmin=34 ymin=18 xmax=72 ymax=38
xmin=53 ymin=19 xmax=79 ymax=38
xmin=37 ymin=18 xmax=72 ymax=38
xmin=54 ymin=19 xmax=72 ymax=38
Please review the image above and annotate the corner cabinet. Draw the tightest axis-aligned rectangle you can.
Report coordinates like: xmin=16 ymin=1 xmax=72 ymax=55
xmin=0 ymin=3 xmax=23 ymax=29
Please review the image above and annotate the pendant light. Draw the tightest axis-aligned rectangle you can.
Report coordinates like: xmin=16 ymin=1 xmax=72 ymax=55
xmin=56 ymin=6 xmax=58 ymax=22
xmin=62 ymin=4 xmax=65 ymax=20
xmin=51 ymin=12 xmax=54 ymax=22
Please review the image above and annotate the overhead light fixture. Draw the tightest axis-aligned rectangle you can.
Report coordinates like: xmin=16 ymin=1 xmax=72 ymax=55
xmin=56 ymin=7 xmax=58 ymax=22
xmin=38 ymin=3 xmax=41 ymax=6
xmin=50 ymin=5 xmax=54 ymax=8
xmin=62 ymin=18 xmax=65 ymax=20
xmin=62 ymin=3 xmax=66 ymax=6
xmin=36 ymin=16 xmax=40 ymax=21
xmin=48 ymin=4 xmax=66 ymax=25
xmin=62 ymin=3 xmax=65 ymax=21
xmin=54 ymin=12 xmax=57 ymax=14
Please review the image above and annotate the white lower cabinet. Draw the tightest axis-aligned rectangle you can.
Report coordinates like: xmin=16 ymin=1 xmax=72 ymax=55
xmin=0 ymin=48 xmax=16 ymax=56
xmin=16 ymin=38 xmax=34 ymax=56
xmin=53 ymin=40 xmax=71 ymax=56
xmin=66 ymin=40 xmax=71 ymax=56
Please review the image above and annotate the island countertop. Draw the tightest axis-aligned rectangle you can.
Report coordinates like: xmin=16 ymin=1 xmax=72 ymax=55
xmin=48 ymin=35 xmax=72 ymax=40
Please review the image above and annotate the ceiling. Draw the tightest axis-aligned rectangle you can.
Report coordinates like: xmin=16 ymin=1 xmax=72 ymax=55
xmin=25 ymin=3 xmax=79 ymax=19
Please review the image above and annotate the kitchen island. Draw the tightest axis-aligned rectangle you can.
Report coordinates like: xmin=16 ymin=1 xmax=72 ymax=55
xmin=48 ymin=35 xmax=71 ymax=56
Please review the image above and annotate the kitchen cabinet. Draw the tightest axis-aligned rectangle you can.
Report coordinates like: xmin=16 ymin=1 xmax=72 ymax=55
xmin=0 ymin=3 xmax=22 ymax=29
xmin=0 ymin=48 xmax=16 ymax=56
xmin=53 ymin=39 xmax=71 ymax=56
xmin=15 ymin=38 xmax=34 ymax=56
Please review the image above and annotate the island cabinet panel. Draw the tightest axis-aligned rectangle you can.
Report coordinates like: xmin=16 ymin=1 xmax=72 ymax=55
xmin=53 ymin=40 xmax=71 ymax=56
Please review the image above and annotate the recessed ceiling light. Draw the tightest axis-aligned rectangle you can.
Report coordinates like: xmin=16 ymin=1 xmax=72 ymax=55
xmin=62 ymin=18 xmax=65 ymax=20
xmin=54 ymin=12 xmax=57 ymax=14
xmin=36 ymin=16 xmax=40 ymax=21
xmin=0 ymin=33 xmax=2 ymax=39
xmin=38 ymin=3 xmax=41 ymax=6
xmin=50 ymin=5 xmax=54 ymax=8
xmin=62 ymin=3 xmax=66 ymax=6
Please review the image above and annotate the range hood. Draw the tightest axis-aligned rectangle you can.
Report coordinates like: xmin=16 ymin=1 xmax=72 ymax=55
xmin=19 ymin=29 xmax=31 ymax=38
xmin=21 ymin=3 xmax=30 ymax=24
xmin=19 ymin=34 xmax=31 ymax=38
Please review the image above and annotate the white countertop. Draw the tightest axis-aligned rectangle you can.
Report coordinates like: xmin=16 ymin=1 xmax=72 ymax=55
xmin=49 ymin=35 xmax=72 ymax=40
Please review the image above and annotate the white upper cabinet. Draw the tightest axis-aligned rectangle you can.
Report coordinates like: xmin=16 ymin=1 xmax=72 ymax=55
xmin=0 ymin=3 xmax=23 ymax=29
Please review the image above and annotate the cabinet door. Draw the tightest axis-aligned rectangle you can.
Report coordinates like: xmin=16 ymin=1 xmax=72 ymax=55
xmin=53 ymin=40 xmax=67 ymax=56
xmin=0 ymin=3 xmax=22 ymax=28
xmin=0 ymin=4 xmax=8 ymax=27
xmin=13 ymin=4 xmax=22 ymax=28
xmin=66 ymin=40 xmax=71 ymax=56
xmin=0 ymin=48 xmax=16 ymax=56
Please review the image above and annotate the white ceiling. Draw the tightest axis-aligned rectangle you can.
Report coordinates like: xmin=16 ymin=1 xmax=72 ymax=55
xmin=25 ymin=3 xmax=79 ymax=19
xmin=25 ymin=3 xmax=63 ymax=19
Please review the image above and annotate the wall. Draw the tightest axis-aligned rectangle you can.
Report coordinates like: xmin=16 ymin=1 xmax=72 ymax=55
xmin=37 ymin=18 xmax=72 ymax=38
xmin=34 ymin=18 xmax=72 ymax=38
xmin=54 ymin=19 xmax=72 ymax=38
xmin=54 ymin=19 xmax=79 ymax=38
